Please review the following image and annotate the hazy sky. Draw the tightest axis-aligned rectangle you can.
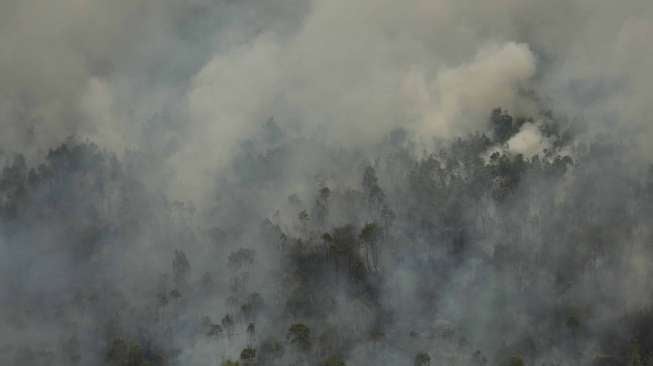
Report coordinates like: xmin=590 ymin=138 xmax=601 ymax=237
xmin=1 ymin=0 xmax=651 ymax=202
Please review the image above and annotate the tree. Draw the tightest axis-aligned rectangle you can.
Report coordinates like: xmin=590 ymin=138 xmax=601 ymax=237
xmin=241 ymin=292 xmax=264 ymax=321
xmin=106 ymin=338 xmax=129 ymax=366
xmin=208 ymin=324 xmax=223 ymax=338
xmin=240 ymin=347 xmax=256 ymax=365
xmin=323 ymin=355 xmax=346 ymax=366
xmin=472 ymin=350 xmax=488 ymax=366
xmin=629 ymin=342 xmax=642 ymax=366
xmin=222 ymin=315 xmax=235 ymax=337
xmin=247 ymin=323 xmax=256 ymax=343
xmin=172 ymin=249 xmax=190 ymax=290
xmin=202 ymin=316 xmax=223 ymax=338
xmin=360 ymin=223 xmax=381 ymax=271
xmin=313 ymin=186 xmax=331 ymax=225
xmin=287 ymin=323 xmax=311 ymax=351
xmin=106 ymin=338 xmax=165 ymax=366
xmin=0 ymin=154 xmax=27 ymax=220
xmin=259 ymin=338 xmax=284 ymax=362
xmin=490 ymin=108 xmax=518 ymax=143
xmin=228 ymin=248 xmax=255 ymax=270
xmin=506 ymin=355 xmax=525 ymax=366
xmin=415 ymin=352 xmax=431 ymax=366
xmin=362 ymin=166 xmax=385 ymax=210
xmin=327 ymin=225 xmax=363 ymax=277
xmin=298 ymin=209 xmax=310 ymax=235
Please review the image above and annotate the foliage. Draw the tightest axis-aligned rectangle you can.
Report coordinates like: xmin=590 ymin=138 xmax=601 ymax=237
xmin=414 ymin=352 xmax=431 ymax=366
xmin=106 ymin=338 xmax=165 ymax=366
xmin=5 ymin=109 xmax=653 ymax=366
xmin=322 ymin=355 xmax=346 ymax=366
xmin=228 ymin=248 xmax=256 ymax=269
xmin=287 ymin=323 xmax=312 ymax=351
xmin=506 ymin=355 xmax=525 ymax=366
xmin=240 ymin=347 xmax=256 ymax=361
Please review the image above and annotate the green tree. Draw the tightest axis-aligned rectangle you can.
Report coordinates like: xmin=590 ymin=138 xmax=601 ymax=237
xmin=506 ymin=355 xmax=525 ymax=366
xmin=360 ymin=223 xmax=381 ymax=271
xmin=313 ymin=186 xmax=331 ymax=224
xmin=287 ymin=323 xmax=311 ymax=351
xmin=259 ymin=337 xmax=284 ymax=362
xmin=172 ymin=249 xmax=190 ymax=290
xmin=629 ymin=342 xmax=642 ymax=366
xmin=106 ymin=338 xmax=164 ymax=366
xmin=222 ymin=314 xmax=235 ymax=337
xmin=362 ymin=166 xmax=385 ymax=210
xmin=415 ymin=352 xmax=430 ymax=366
xmin=240 ymin=347 xmax=256 ymax=363
xmin=490 ymin=108 xmax=518 ymax=143
xmin=228 ymin=248 xmax=255 ymax=270
xmin=323 ymin=355 xmax=346 ymax=366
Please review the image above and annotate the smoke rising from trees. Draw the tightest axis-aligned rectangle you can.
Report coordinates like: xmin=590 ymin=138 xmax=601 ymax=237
xmin=1 ymin=1 xmax=652 ymax=365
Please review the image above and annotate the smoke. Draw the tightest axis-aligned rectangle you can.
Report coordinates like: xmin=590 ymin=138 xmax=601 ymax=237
xmin=506 ymin=123 xmax=551 ymax=157
xmin=1 ymin=0 xmax=652 ymax=365
xmin=406 ymin=42 xmax=536 ymax=138
xmin=1 ymin=0 xmax=650 ymax=195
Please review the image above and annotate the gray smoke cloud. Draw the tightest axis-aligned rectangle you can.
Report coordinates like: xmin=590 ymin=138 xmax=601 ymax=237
xmin=2 ymin=0 xmax=651 ymax=196
xmin=1 ymin=1 xmax=652 ymax=365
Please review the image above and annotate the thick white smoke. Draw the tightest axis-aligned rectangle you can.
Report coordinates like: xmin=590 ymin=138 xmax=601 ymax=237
xmin=1 ymin=0 xmax=650 ymax=202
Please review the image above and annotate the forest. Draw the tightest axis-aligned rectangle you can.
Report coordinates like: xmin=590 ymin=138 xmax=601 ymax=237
xmin=2 ymin=109 xmax=653 ymax=365
xmin=1 ymin=0 xmax=652 ymax=365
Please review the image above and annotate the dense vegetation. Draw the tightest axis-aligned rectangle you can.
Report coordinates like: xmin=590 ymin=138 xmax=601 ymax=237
xmin=1 ymin=110 xmax=653 ymax=365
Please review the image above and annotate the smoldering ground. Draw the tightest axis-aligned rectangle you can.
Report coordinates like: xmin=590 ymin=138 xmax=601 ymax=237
xmin=0 ymin=0 xmax=652 ymax=365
